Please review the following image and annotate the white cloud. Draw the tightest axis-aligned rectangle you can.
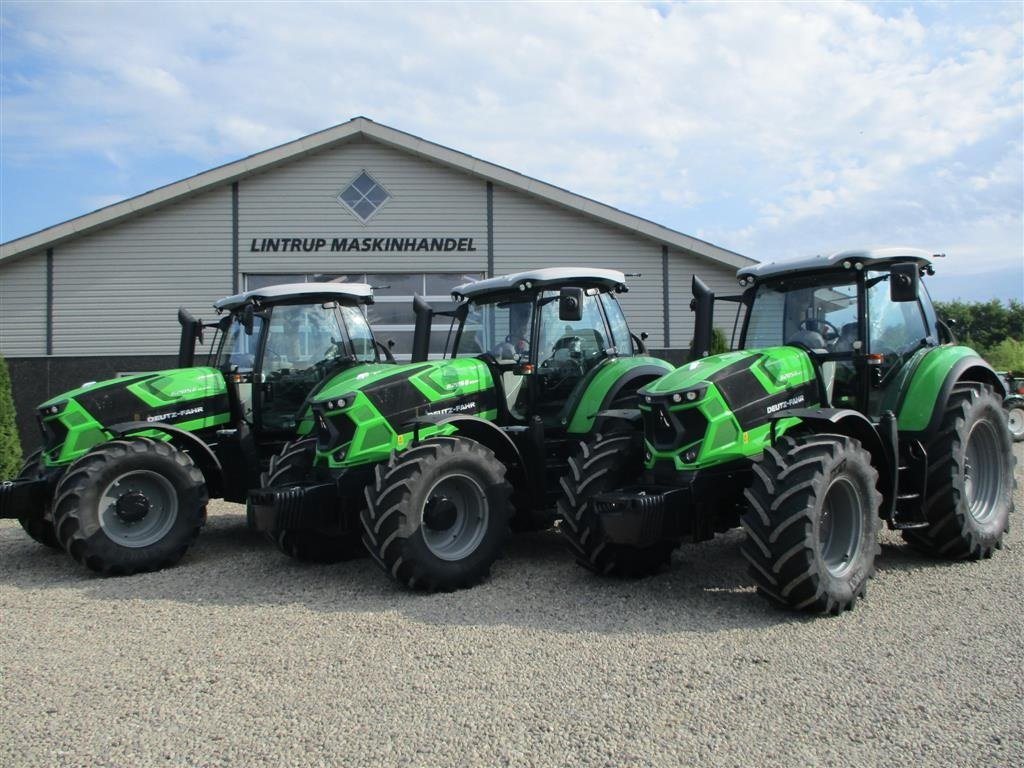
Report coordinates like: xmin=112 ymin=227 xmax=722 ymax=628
xmin=0 ymin=1 xmax=1020 ymax=297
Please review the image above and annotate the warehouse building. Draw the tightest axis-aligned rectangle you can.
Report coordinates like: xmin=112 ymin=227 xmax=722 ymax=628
xmin=0 ymin=117 xmax=753 ymax=448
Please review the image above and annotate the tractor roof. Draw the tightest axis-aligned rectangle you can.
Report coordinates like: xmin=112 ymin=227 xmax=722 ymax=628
xmin=452 ymin=267 xmax=628 ymax=301
xmin=214 ymin=282 xmax=374 ymax=311
xmin=737 ymin=247 xmax=936 ymax=283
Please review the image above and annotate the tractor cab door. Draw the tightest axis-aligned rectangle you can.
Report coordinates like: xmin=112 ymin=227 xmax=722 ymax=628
xmin=533 ymin=289 xmax=613 ymax=427
xmin=864 ymin=267 xmax=933 ymax=416
xmin=215 ymin=313 xmax=265 ymax=426
xmin=253 ymin=302 xmax=377 ymax=438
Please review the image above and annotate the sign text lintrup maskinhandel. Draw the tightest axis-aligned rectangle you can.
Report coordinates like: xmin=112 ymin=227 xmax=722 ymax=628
xmin=250 ymin=237 xmax=478 ymax=253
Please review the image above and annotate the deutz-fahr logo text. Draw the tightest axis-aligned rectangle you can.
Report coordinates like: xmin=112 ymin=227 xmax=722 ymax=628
xmin=766 ymin=394 xmax=805 ymax=415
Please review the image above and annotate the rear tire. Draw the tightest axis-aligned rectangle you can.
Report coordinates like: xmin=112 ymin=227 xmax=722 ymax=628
xmin=903 ymin=384 xmax=1014 ymax=558
xmin=260 ymin=438 xmax=363 ymax=563
xmin=556 ymin=431 xmax=675 ymax=578
xmin=741 ymin=433 xmax=881 ymax=614
xmin=361 ymin=436 xmax=511 ymax=592
xmin=52 ymin=438 xmax=207 ymax=575
xmin=16 ymin=450 xmax=61 ymax=550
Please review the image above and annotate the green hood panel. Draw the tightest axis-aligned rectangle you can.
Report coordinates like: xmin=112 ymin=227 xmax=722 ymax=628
xmin=39 ymin=367 xmax=231 ymax=465
xmin=313 ymin=358 xmax=498 ymax=468
xmin=640 ymin=347 xmax=818 ymax=470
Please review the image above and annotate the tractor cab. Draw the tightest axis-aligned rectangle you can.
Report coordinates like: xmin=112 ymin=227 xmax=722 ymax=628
xmin=439 ymin=268 xmax=642 ymax=427
xmin=718 ymin=248 xmax=945 ymax=417
xmin=194 ymin=283 xmax=387 ymax=439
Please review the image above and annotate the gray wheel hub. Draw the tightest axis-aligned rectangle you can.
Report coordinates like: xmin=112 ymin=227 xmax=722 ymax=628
xmin=964 ymin=420 xmax=1003 ymax=525
xmin=99 ymin=470 xmax=179 ymax=548
xmin=1007 ymin=407 xmax=1024 ymax=438
xmin=819 ymin=476 xmax=863 ymax=577
xmin=420 ymin=474 xmax=488 ymax=562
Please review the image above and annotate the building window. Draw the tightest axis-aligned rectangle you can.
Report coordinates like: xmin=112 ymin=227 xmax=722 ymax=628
xmin=244 ymin=272 xmax=483 ymax=360
xmin=337 ymin=170 xmax=391 ymax=222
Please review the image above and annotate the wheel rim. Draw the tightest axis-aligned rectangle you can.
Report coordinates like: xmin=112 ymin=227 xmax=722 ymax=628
xmin=1007 ymin=407 xmax=1024 ymax=439
xmin=963 ymin=419 xmax=1004 ymax=524
xmin=420 ymin=473 xmax=488 ymax=562
xmin=99 ymin=470 xmax=178 ymax=548
xmin=819 ymin=476 xmax=863 ymax=577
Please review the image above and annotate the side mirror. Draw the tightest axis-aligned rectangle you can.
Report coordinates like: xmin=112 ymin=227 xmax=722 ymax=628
xmin=890 ymin=264 xmax=920 ymax=303
xmin=242 ymin=304 xmax=255 ymax=335
xmin=559 ymin=287 xmax=584 ymax=322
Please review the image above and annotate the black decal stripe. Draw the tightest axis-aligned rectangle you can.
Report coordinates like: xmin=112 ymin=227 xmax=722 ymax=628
xmin=731 ymin=382 xmax=819 ymax=430
xmin=75 ymin=383 xmax=229 ymax=429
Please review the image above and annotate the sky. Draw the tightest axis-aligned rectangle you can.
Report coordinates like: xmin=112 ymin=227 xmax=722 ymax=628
xmin=1 ymin=1 xmax=1021 ymax=303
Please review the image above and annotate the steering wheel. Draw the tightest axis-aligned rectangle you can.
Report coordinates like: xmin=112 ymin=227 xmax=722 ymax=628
xmin=491 ymin=334 xmax=529 ymax=362
xmin=800 ymin=320 xmax=839 ymax=344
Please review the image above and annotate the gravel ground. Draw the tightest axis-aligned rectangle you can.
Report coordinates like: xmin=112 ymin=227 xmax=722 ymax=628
xmin=2 ymin=445 xmax=1022 ymax=768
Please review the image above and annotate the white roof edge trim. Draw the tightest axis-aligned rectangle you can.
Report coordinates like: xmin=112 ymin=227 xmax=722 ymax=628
xmin=214 ymin=282 xmax=374 ymax=311
xmin=738 ymin=247 xmax=935 ymax=280
xmin=1 ymin=117 xmax=753 ymax=271
xmin=453 ymin=267 xmax=627 ymax=300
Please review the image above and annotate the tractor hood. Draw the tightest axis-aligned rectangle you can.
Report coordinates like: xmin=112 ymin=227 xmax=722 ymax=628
xmin=638 ymin=347 xmax=820 ymax=468
xmin=310 ymin=357 xmax=499 ymax=467
xmin=37 ymin=367 xmax=231 ymax=464
xmin=641 ymin=348 xmax=818 ymax=403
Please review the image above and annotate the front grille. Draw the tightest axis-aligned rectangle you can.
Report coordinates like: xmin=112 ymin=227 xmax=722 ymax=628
xmin=642 ymin=401 xmax=708 ymax=452
xmin=38 ymin=412 xmax=69 ymax=453
xmin=315 ymin=407 xmax=357 ymax=452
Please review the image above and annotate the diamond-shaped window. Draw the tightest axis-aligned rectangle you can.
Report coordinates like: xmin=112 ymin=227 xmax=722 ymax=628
xmin=338 ymin=171 xmax=391 ymax=222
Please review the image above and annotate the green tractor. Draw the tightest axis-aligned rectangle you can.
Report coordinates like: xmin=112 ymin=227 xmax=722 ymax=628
xmin=250 ymin=267 xmax=673 ymax=591
xmin=557 ymin=248 xmax=1015 ymax=614
xmin=0 ymin=282 xmax=393 ymax=574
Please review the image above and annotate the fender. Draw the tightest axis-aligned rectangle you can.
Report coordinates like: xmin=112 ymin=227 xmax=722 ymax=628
xmin=405 ymin=413 xmax=528 ymax=489
xmin=565 ymin=357 xmax=674 ymax=434
xmin=106 ymin=421 xmax=224 ymax=498
xmin=896 ymin=348 xmax=1005 ymax=440
xmin=770 ymin=407 xmax=895 ymax=517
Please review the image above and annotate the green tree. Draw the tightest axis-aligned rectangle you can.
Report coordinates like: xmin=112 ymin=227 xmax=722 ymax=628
xmin=0 ymin=354 xmax=22 ymax=477
xmin=933 ymin=299 xmax=1024 ymax=354
xmin=986 ymin=338 xmax=1024 ymax=375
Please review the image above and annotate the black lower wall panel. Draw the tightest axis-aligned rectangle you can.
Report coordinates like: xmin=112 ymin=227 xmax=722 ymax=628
xmin=7 ymin=355 xmax=180 ymax=457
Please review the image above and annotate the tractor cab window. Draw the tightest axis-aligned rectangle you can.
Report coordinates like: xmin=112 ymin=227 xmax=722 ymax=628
xmin=744 ymin=278 xmax=859 ymax=353
xmin=535 ymin=289 xmax=609 ymax=422
xmin=455 ymin=299 xmax=534 ymax=362
xmin=215 ymin=314 xmax=265 ymax=424
xmin=216 ymin=315 xmax=264 ymax=373
xmin=259 ymin=303 xmax=376 ymax=434
xmin=600 ymin=293 xmax=634 ymax=355
xmin=866 ymin=270 xmax=930 ymax=413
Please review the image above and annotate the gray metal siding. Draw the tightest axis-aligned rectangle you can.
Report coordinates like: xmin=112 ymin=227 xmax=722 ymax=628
xmin=239 ymin=138 xmax=489 ymax=277
xmin=491 ymin=186 xmax=667 ymax=345
xmin=52 ymin=189 xmax=232 ymax=356
xmin=0 ymin=252 xmax=47 ymax=356
xmin=667 ymin=251 xmax=743 ymax=349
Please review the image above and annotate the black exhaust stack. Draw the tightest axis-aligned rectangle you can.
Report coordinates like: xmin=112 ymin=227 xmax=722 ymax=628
xmin=411 ymin=295 xmax=434 ymax=363
xmin=689 ymin=276 xmax=714 ymax=360
xmin=177 ymin=307 xmax=204 ymax=368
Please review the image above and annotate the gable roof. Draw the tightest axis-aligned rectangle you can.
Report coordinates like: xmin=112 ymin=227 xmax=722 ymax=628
xmin=0 ymin=117 xmax=753 ymax=269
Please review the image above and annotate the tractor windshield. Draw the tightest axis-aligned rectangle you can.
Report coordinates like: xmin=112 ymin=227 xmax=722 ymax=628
xmin=744 ymin=276 xmax=859 ymax=353
xmin=454 ymin=298 xmax=535 ymax=362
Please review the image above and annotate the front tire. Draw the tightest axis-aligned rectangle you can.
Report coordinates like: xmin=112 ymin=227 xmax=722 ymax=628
xmin=52 ymin=438 xmax=207 ymax=575
xmin=556 ymin=431 xmax=675 ymax=578
xmin=361 ymin=436 xmax=511 ymax=592
xmin=260 ymin=438 xmax=363 ymax=563
xmin=741 ymin=434 xmax=881 ymax=614
xmin=15 ymin=450 xmax=61 ymax=549
xmin=903 ymin=384 xmax=1014 ymax=558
